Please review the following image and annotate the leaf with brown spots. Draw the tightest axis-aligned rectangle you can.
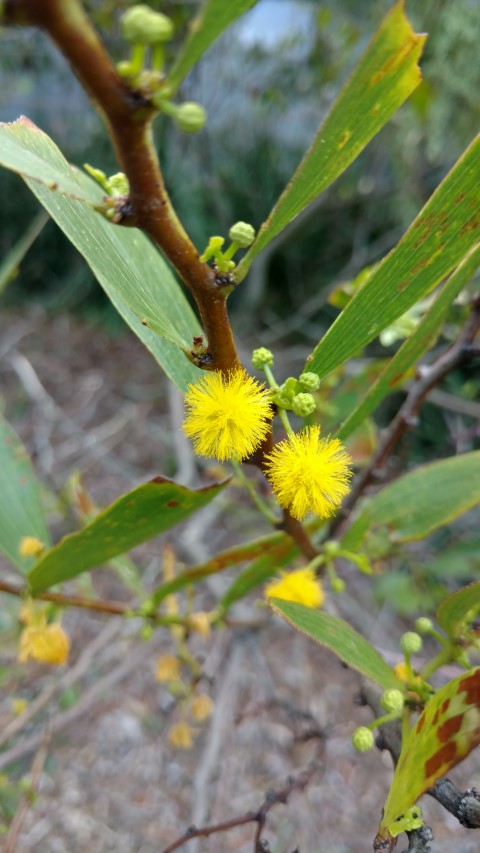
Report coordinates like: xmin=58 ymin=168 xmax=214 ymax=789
xmin=28 ymin=476 xmax=229 ymax=593
xmin=376 ymin=667 xmax=480 ymax=844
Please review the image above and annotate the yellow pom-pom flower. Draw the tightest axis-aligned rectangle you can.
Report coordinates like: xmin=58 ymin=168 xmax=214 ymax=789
xmin=265 ymin=567 xmax=324 ymax=609
xmin=19 ymin=623 xmax=70 ymax=666
xmin=183 ymin=368 xmax=272 ymax=461
xmin=265 ymin=425 xmax=352 ymax=520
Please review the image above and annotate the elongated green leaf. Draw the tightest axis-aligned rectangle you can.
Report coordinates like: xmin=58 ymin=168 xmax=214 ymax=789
xmin=270 ymin=600 xmax=400 ymax=689
xmin=166 ymin=0 xmax=257 ymax=94
xmin=0 ymin=118 xmax=202 ymax=391
xmin=0 ymin=210 xmax=49 ymax=296
xmin=343 ymin=452 xmax=480 ymax=551
xmin=235 ymin=2 xmax=425 ymax=282
xmin=0 ymin=120 xmax=99 ymax=203
xmin=338 ymin=244 xmax=480 ymax=440
xmin=377 ymin=668 xmax=480 ymax=842
xmin=0 ymin=414 xmax=50 ymax=573
xmin=437 ymin=582 xmax=480 ymax=639
xmin=28 ymin=477 xmax=228 ymax=593
xmin=305 ymin=134 xmax=480 ymax=380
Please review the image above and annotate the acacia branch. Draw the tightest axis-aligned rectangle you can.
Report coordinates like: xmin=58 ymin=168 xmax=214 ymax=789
xmin=5 ymin=0 xmax=239 ymax=372
xmin=4 ymin=0 xmax=321 ymax=563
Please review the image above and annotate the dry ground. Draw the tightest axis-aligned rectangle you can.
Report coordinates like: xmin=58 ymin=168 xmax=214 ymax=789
xmin=0 ymin=308 xmax=479 ymax=853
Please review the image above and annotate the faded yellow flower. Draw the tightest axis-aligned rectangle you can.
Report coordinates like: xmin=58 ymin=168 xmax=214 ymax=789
xmin=19 ymin=623 xmax=70 ymax=666
xmin=265 ymin=567 xmax=324 ymax=609
xmin=19 ymin=536 xmax=45 ymax=558
xmin=155 ymin=654 xmax=181 ymax=682
xmin=168 ymin=721 xmax=194 ymax=750
xmin=191 ymin=693 xmax=214 ymax=722
xmin=183 ymin=368 xmax=272 ymax=461
xmin=265 ymin=425 xmax=352 ymax=520
xmin=187 ymin=611 xmax=211 ymax=638
xmin=11 ymin=698 xmax=28 ymax=716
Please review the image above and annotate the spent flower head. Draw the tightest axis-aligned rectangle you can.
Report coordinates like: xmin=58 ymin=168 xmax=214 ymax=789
xmin=19 ymin=623 xmax=70 ymax=666
xmin=265 ymin=425 xmax=352 ymax=520
xmin=265 ymin=567 xmax=324 ymax=609
xmin=183 ymin=368 xmax=272 ymax=461
xmin=167 ymin=721 xmax=194 ymax=750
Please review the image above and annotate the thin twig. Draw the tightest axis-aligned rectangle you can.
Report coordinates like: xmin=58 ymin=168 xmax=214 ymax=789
xmin=0 ymin=578 xmax=130 ymax=615
xmin=3 ymin=729 xmax=51 ymax=853
xmin=159 ymin=761 xmax=319 ymax=853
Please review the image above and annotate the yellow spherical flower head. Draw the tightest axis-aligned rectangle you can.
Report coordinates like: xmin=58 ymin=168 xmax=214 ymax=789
xmin=265 ymin=425 xmax=352 ymax=520
xmin=183 ymin=368 xmax=272 ymax=461
xmin=19 ymin=623 xmax=70 ymax=666
xmin=265 ymin=567 xmax=324 ymax=609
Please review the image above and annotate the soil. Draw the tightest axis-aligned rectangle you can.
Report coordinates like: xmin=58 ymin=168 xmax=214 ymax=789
xmin=0 ymin=307 xmax=479 ymax=853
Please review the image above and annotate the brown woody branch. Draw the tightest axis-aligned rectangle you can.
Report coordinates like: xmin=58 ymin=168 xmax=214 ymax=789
xmin=159 ymin=761 xmax=319 ymax=853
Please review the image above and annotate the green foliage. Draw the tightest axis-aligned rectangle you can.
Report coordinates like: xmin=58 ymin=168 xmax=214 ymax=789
xmin=306 ymin=133 xmax=480 ymax=380
xmin=28 ymin=476 xmax=228 ymax=594
xmin=338 ymin=245 xmax=480 ymax=440
xmin=437 ymin=582 xmax=480 ymax=639
xmin=235 ymin=2 xmax=426 ymax=282
xmin=0 ymin=210 xmax=48 ymax=296
xmin=270 ymin=599 xmax=400 ymax=689
xmin=0 ymin=118 xmax=202 ymax=390
xmin=343 ymin=452 xmax=480 ymax=551
xmin=377 ymin=668 xmax=480 ymax=840
xmin=0 ymin=413 xmax=50 ymax=573
xmin=166 ymin=0 xmax=257 ymax=94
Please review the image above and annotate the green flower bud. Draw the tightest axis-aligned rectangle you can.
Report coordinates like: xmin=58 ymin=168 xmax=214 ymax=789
xmin=282 ymin=377 xmax=298 ymax=399
xmin=122 ymin=5 xmax=174 ymax=44
xmin=352 ymin=726 xmax=374 ymax=752
xmin=251 ymin=347 xmax=274 ymax=370
xmin=174 ymin=102 xmax=207 ymax=133
xmin=272 ymin=393 xmax=292 ymax=409
xmin=140 ymin=624 xmax=153 ymax=640
xmin=415 ymin=617 xmax=434 ymax=634
xmin=200 ymin=235 xmax=224 ymax=262
xmin=400 ymin=631 xmax=422 ymax=655
xmin=380 ymin=688 xmax=405 ymax=714
xmin=331 ymin=577 xmax=345 ymax=593
xmin=107 ymin=172 xmax=129 ymax=197
xmin=116 ymin=60 xmax=135 ymax=78
xmin=297 ymin=372 xmax=320 ymax=392
xmin=291 ymin=393 xmax=316 ymax=417
xmin=228 ymin=221 xmax=256 ymax=248
xmin=323 ymin=540 xmax=340 ymax=556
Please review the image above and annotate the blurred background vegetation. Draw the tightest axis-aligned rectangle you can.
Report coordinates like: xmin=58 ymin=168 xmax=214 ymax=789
xmin=1 ymin=0 xmax=479 ymax=616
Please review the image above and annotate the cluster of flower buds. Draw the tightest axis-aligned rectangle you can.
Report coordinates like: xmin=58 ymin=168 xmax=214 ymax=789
xmin=252 ymin=349 xmax=321 ymax=419
xmin=200 ymin=221 xmax=256 ymax=272
xmin=352 ymin=688 xmax=405 ymax=753
xmin=117 ymin=5 xmax=206 ymax=134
